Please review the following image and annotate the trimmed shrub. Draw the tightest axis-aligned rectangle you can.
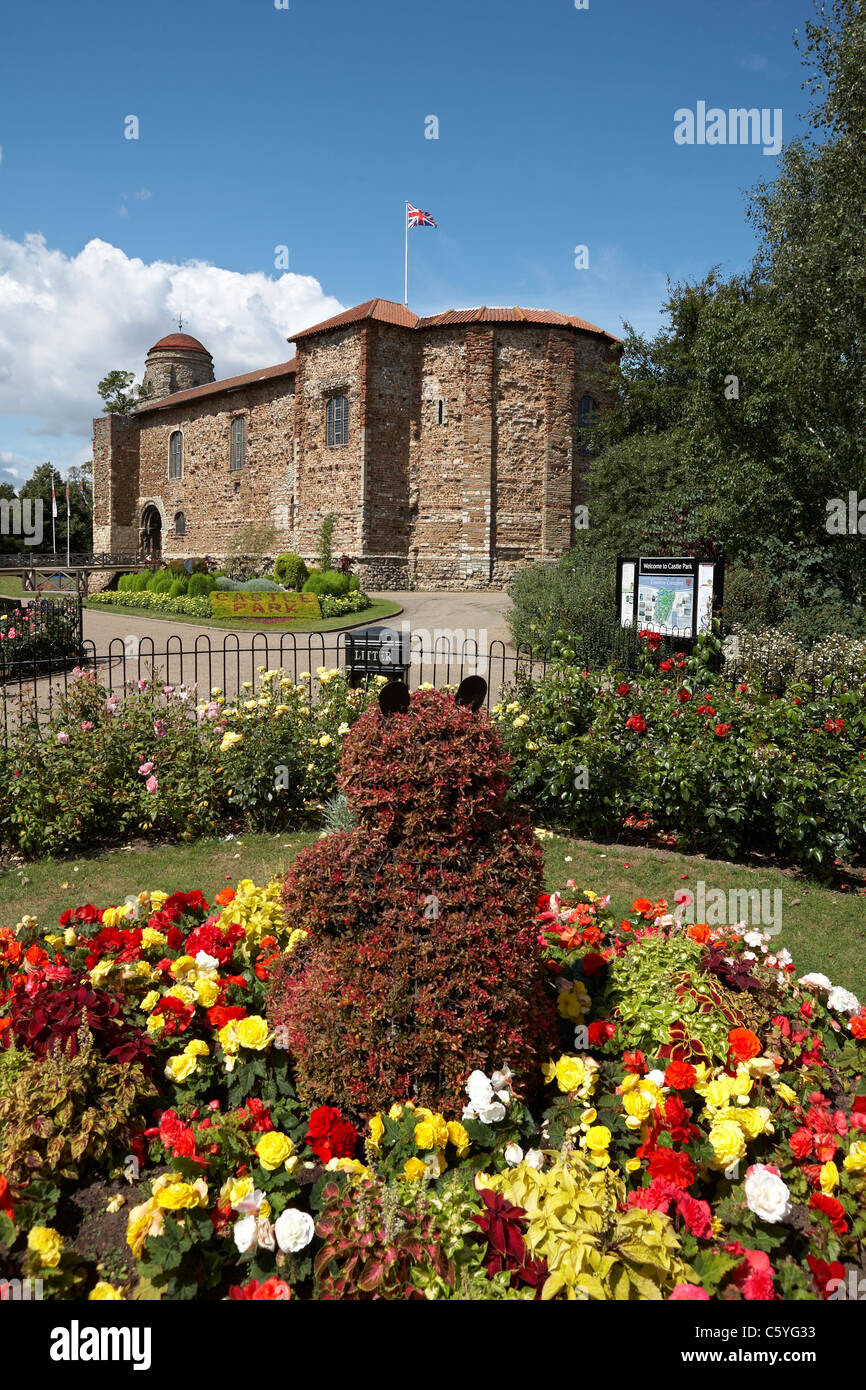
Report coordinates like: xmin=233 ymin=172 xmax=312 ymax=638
xmin=117 ymin=573 xmax=134 ymax=592
xmin=273 ymin=552 xmax=308 ymax=590
xmin=188 ymin=572 xmax=217 ymax=598
xmin=132 ymin=570 xmax=151 ymax=592
xmin=347 ymin=574 xmax=360 ymax=593
xmin=169 ymin=577 xmax=188 ymax=598
xmin=240 ymin=578 xmax=282 ymax=592
xmin=269 ymin=690 xmax=557 ymax=1115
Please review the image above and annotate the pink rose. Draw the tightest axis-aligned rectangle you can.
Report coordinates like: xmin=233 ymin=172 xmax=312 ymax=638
xmin=138 ymin=761 xmax=154 ymax=775
xmin=56 ymin=732 xmax=70 ymax=745
xmin=145 ymin=775 xmax=158 ymax=794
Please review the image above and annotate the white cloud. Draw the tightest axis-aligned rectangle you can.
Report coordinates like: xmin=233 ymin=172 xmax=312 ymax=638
xmin=0 ymin=232 xmax=343 ymax=448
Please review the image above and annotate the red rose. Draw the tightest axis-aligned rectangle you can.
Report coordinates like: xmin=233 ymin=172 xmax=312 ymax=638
xmin=714 ymin=723 xmax=731 ymax=738
xmin=615 ymin=682 xmax=631 ymax=697
xmin=676 ymin=687 xmax=691 ymax=703
xmin=625 ymin=714 xmax=647 ymax=734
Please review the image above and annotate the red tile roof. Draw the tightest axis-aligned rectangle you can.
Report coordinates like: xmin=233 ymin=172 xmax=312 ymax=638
xmin=290 ymin=299 xmax=619 ymax=343
xmin=291 ymin=298 xmax=419 ymax=340
xmin=417 ymin=306 xmax=618 ymax=338
xmin=137 ymin=358 xmax=297 ymax=414
xmin=148 ymin=333 xmax=211 ymax=355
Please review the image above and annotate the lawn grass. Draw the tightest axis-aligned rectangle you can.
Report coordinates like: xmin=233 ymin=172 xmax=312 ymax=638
xmin=82 ymin=597 xmax=403 ymax=632
xmin=2 ymin=829 xmax=864 ymax=996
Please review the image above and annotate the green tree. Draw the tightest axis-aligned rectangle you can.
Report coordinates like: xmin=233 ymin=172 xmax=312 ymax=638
xmin=97 ymin=369 xmax=149 ymax=414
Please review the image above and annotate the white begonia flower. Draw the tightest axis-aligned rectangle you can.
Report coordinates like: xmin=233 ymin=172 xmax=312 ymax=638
xmin=743 ymin=1165 xmax=792 ymax=1224
xmin=274 ymin=1208 xmax=315 ymax=1254
xmin=233 ymin=1215 xmax=258 ymax=1254
xmin=646 ymin=1069 xmax=666 ymax=1088
xmin=463 ymin=1068 xmax=508 ymax=1124
xmin=233 ymin=1188 xmax=266 ymax=1215
xmin=744 ymin=930 xmax=767 ymax=949
xmin=799 ymin=973 xmax=832 ymax=992
xmin=256 ymin=1218 xmax=276 ymax=1253
xmin=524 ymin=1150 xmax=545 ymax=1170
xmin=194 ymin=951 xmax=219 ymax=972
xmin=504 ymin=1143 xmax=524 ymax=1166
xmin=827 ymin=986 xmax=860 ymax=1016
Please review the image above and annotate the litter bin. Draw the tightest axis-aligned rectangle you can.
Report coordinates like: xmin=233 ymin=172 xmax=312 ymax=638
xmin=344 ymin=625 xmax=411 ymax=689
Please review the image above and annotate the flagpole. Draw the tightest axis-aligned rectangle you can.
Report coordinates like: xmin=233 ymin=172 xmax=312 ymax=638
xmin=66 ymin=480 xmax=71 ymax=567
xmin=51 ymin=469 xmax=56 ymax=555
xmin=404 ymin=200 xmax=409 ymax=306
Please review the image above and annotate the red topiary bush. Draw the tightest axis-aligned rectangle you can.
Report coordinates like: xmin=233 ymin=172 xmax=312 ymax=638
xmin=268 ymin=689 xmax=557 ymax=1116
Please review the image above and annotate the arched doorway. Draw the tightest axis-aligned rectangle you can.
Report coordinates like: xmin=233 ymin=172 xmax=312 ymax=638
xmin=141 ymin=505 xmax=162 ymax=558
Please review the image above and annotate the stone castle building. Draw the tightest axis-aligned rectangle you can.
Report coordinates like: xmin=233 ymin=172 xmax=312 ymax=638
xmin=92 ymin=298 xmax=619 ymax=589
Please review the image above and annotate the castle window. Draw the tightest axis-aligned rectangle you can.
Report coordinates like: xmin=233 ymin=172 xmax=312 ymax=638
xmin=230 ymin=416 xmax=246 ymax=471
xmin=174 ymin=511 xmax=186 ymax=536
xmin=326 ymin=395 xmax=349 ymax=447
xmin=437 ymin=399 xmax=447 ymax=425
xmin=577 ymin=395 xmax=599 ymax=455
xmin=168 ymin=430 xmax=183 ymax=479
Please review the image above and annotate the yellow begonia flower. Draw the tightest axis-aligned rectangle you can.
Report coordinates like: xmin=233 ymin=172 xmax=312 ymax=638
xmin=126 ymin=1199 xmax=164 ymax=1258
xmin=146 ymin=1014 xmax=166 ymax=1035
xmin=89 ymin=1282 xmax=123 ymax=1301
xmin=170 ymin=955 xmax=196 ymax=981
xmin=141 ymin=927 xmax=167 ymax=950
xmin=368 ymin=1114 xmax=385 ymax=1147
xmin=447 ymin=1121 xmax=471 ymax=1156
xmin=193 ymin=977 xmax=219 ymax=1008
xmin=152 ymin=1176 xmax=208 ymax=1210
xmin=843 ymin=1142 xmax=866 ymax=1173
xmin=820 ymin=1161 xmax=839 ymax=1194
xmin=184 ymin=1039 xmax=210 ymax=1057
xmin=776 ymin=1082 xmax=798 ymax=1106
xmin=255 ymin=1132 xmax=294 ymax=1171
xmin=236 ymin=1015 xmax=272 ymax=1050
xmin=27 ymin=1226 xmax=64 ymax=1268
xmin=707 ymin=1120 xmax=747 ymax=1170
xmin=164 ymin=1054 xmax=198 ymax=1083
xmin=403 ymin=1158 xmax=428 ymax=1181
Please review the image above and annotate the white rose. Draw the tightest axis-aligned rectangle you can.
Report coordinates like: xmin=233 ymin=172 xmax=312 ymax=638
xmin=233 ymin=1215 xmax=258 ymax=1254
xmin=504 ymin=1143 xmax=524 ymax=1166
xmin=827 ymin=987 xmax=860 ymax=1016
xmin=274 ymin=1208 xmax=315 ymax=1254
xmin=744 ymin=1165 xmax=792 ymax=1224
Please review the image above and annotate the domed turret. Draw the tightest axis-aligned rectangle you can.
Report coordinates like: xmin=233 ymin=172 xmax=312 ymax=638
xmin=142 ymin=329 xmax=215 ymax=401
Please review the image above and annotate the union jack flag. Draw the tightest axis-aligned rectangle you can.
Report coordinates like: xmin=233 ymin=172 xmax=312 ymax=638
xmin=407 ymin=204 xmax=437 ymax=228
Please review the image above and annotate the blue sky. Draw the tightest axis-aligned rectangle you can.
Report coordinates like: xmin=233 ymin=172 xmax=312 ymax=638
xmin=0 ymin=0 xmax=813 ymax=481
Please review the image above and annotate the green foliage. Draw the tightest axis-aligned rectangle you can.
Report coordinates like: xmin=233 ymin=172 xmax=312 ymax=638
xmin=317 ymin=512 xmax=337 ymax=573
xmin=314 ymin=1177 xmax=453 ymax=1299
xmin=187 ymin=572 xmax=216 ymax=598
xmin=302 ymin=569 xmax=349 ymax=598
xmin=273 ymin=553 xmax=309 ymax=590
xmin=0 ymin=1031 xmax=156 ymax=1187
xmin=132 ymin=570 xmax=151 ymax=592
xmin=87 ymin=589 xmax=212 ymax=619
xmin=97 ymin=369 xmax=149 ymax=414
xmin=168 ymin=577 xmax=188 ymax=599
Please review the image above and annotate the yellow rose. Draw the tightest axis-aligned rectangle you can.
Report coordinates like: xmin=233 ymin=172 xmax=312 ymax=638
xmin=447 ymin=1121 xmax=471 ymax=1156
xmin=255 ymin=1131 xmax=294 ymax=1171
xmin=220 ymin=730 xmax=243 ymax=752
xmin=403 ymin=1158 xmax=427 ymax=1181
xmin=369 ymin=1114 xmax=385 ymax=1147
xmin=843 ymin=1142 xmax=866 ymax=1172
xmin=164 ymin=1054 xmax=198 ymax=1083
xmin=27 ymin=1226 xmax=64 ymax=1268
xmin=820 ymin=1161 xmax=839 ymax=1194
xmin=236 ymin=1015 xmax=272 ymax=1051
xmin=89 ymin=1282 xmax=123 ymax=1300
xmin=708 ymin=1120 xmax=747 ymax=1170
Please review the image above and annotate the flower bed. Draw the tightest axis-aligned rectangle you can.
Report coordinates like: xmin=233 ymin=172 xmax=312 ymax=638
xmin=1 ymin=877 xmax=863 ymax=1301
xmin=87 ymin=590 xmax=213 ymax=619
xmin=0 ymin=667 xmax=381 ymax=857
xmin=497 ymin=632 xmax=866 ymax=870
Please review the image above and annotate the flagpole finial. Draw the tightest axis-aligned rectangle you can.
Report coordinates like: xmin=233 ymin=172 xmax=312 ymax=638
xmin=177 ymin=313 xmax=183 ymax=333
